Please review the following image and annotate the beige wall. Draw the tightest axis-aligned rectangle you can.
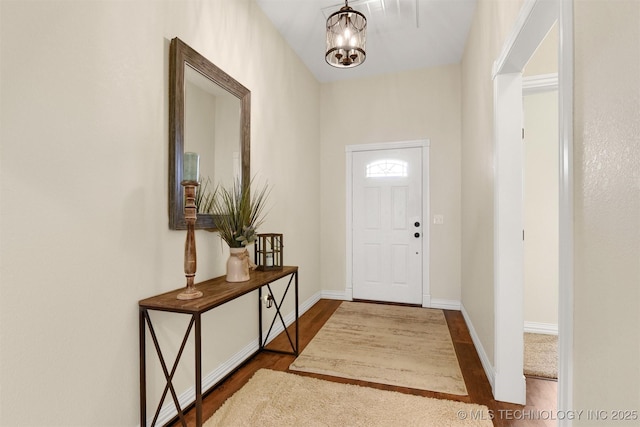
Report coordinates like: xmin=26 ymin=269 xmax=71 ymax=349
xmin=524 ymin=23 xmax=558 ymax=77
xmin=522 ymin=24 xmax=559 ymax=328
xmin=523 ymin=90 xmax=559 ymax=327
xmin=573 ymin=0 xmax=640 ymax=421
xmin=0 ymin=0 xmax=320 ymax=424
xmin=319 ymin=65 xmax=462 ymax=304
xmin=460 ymin=0 xmax=524 ymax=366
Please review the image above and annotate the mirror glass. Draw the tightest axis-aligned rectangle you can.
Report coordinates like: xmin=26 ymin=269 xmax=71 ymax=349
xmin=169 ymin=37 xmax=250 ymax=230
xmin=184 ymin=65 xmax=241 ymax=193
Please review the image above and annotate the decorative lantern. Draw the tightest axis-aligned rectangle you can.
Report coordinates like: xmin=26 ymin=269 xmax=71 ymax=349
xmin=255 ymin=233 xmax=283 ymax=271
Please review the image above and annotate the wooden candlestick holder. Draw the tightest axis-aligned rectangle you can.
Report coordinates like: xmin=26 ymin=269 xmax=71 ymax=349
xmin=177 ymin=181 xmax=203 ymax=300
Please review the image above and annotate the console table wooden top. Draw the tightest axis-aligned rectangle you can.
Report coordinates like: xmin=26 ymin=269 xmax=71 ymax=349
xmin=139 ymin=265 xmax=298 ymax=314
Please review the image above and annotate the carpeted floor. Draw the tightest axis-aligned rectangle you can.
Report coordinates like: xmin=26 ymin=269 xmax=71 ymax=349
xmin=524 ymin=333 xmax=558 ymax=379
xmin=289 ymin=301 xmax=468 ymax=395
xmin=205 ymin=369 xmax=491 ymax=427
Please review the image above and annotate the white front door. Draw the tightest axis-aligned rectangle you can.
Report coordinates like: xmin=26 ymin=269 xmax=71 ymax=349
xmin=351 ymin=146 xmax=424 ymax=304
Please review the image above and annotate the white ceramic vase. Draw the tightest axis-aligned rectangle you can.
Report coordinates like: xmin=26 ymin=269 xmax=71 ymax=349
xmin=226 ymin=247 xmax=250 ymax=282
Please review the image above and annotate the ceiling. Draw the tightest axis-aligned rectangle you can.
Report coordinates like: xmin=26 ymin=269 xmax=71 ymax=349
xmin=255 ymin=0 xmax=477 ymax=83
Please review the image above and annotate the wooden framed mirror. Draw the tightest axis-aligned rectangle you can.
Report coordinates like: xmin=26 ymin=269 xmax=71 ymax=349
xmin=169 ymin=37 xmax=250 ymax=230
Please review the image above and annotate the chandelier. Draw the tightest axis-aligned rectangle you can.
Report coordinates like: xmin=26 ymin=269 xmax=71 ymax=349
xmin=325 ymin=0 xmax=367 ymax=68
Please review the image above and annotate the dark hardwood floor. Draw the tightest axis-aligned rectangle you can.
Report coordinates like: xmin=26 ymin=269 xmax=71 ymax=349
xmin=172 ymin=299 xmax=557 ymax=427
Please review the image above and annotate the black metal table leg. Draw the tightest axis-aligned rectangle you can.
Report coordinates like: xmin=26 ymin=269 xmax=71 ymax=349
xmin=295 ymin=271 xmax=299 ymax=355
xmin=140 ymin=308 xmax=147 ymax=427
xmin=258 ymin=286 xmax=263 ymax=350
xmin=195 ymin=313 xmax=202 ymax=427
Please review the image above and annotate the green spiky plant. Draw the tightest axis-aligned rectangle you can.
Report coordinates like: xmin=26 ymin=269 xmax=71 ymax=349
xmin=207 ymin=178 xmax=270 ymax=248
xmin=195 ymin=176 xmax=214 ymax=214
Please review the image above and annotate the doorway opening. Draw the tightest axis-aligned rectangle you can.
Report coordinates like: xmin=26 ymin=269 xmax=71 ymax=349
xmin=492 ymin=0 xmax=573 ymax=417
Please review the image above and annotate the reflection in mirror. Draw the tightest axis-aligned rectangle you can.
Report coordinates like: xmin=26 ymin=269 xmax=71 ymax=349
xmin=169 ymin=37 xmax=250 ymax=230
xmin=184 ymin=65 xmax=241 ymax=204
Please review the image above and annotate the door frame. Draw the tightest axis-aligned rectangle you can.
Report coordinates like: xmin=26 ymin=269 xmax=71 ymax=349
xmin=493 ymin=0 xmax=573 ymax=418
xmin=345 ymin=140 xmax=431 ymax=306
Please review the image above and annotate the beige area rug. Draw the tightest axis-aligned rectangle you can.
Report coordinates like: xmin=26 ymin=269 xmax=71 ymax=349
xmin=206 ymin=369 xmax=491 ymax=427
xmin=289 ymin=301 xmax=468 ymax=395
xmin=524 ymin=333 xmax=558 ymax=379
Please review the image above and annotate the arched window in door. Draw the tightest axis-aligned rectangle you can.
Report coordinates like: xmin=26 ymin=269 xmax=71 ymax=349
xmin=365 ymin=159 xmax=408 ymax=178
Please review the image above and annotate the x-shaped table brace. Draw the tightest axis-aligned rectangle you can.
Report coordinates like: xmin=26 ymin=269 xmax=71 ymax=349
xmin=141 ymin=311 xmax=199 ymax=427
xmin=258 ymin=273 xmax=299 ymax=355
xmin=139 ymin=268 xmax=298 ymax=427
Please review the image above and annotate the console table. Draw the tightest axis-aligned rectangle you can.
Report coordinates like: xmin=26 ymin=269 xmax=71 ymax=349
xmin=139 ymin=266 xmax=299 ymax=427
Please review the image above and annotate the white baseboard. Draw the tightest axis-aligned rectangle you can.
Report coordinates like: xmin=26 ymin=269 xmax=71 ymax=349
xmin=321 ymin=289 xmax=350 ymax=300
xmin=460 ymin=303 xmax=495 ymax=390
xmin=153 ymin=338 xmax=260 ymax=426
xmin=149 ymin=290 xmax=322 ymax=427
xmin=430 ymin=298 xmax=461 ymax=311
xmin=524 ymin=321 xmax=558 ymax=335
